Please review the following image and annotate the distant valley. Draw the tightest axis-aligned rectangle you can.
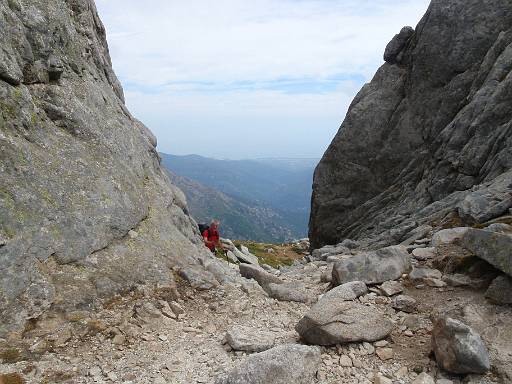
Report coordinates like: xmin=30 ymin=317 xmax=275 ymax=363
xmin=161 ymin=153 xmax=318 ymax=243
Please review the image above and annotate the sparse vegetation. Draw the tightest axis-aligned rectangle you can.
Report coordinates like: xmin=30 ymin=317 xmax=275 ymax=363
xmin=233 ymin=240 xmax=301 ymax=268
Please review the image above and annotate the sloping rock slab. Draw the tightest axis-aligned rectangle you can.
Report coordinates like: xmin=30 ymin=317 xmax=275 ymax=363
xmin=239 ymin=264 xmax=282 ymax=292
xmin=296 ymin=300 xmax=393 ymax=345
xmin=332 ymin=246 xmax=411 ymax=286
xmin=461 ymin=229 xmax=512 ymax=276
xmin=215 ymin=344 xmax=321 ymax=384
xmin=225 ymin=326 xmax=275 ymax=353
xmin=432 ymin=317 xmax=490 ymax=374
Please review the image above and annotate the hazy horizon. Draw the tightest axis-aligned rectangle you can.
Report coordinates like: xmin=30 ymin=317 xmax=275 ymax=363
xmin=96 ymin=0 xmax=431 ymax=160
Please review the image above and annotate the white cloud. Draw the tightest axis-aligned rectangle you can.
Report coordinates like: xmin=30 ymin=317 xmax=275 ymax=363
xmin=95 ymin=0 xmax=431 ymax=159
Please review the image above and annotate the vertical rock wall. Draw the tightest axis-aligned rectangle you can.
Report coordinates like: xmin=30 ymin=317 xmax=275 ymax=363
xmin=310 ymin=0 xmax=512 ymax=249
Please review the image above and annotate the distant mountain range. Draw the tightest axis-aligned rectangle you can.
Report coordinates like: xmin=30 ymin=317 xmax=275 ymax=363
xmin=161 ymin=153 xmax=318 ymax=243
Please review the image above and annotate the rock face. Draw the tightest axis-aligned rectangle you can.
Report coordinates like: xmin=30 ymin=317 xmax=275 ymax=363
xmin=215 ymin=344 xmax=321 ymax=384
xmin=309 ymin=0 xmax=512 ymax=249
xmin=432 ymin=317 xmax=490 ymax=374
xmin=332 ymin=246 xmax=410 ymax=286
xmin=0 ymin=0 xmax=230 ymax=337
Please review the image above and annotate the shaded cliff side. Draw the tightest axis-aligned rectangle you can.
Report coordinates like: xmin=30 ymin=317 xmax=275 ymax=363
xmin=310 ymin=0 xmax=512 ymax=249
xmin=0 ymin=0 xmax=231 ymax=338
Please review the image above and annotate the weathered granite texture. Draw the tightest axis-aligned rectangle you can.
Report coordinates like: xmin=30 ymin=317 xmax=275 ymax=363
xmin=0 ymin=0 xmax=231 ymax=338
xmin=310 ymin=0 xmax=512 ymax=249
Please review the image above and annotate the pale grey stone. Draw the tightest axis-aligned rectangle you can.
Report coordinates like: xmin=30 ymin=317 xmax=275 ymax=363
xmin=224 ymin=326 xmax=275 ymax=353
xmin=215 ymin=344 xmax=321 ymax=384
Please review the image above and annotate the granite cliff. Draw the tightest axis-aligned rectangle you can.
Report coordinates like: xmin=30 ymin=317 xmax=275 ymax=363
xmin=0 ymin=0 xmax=231 ymax=338
xmin=310 ymin=0 xmax=512 ymax=249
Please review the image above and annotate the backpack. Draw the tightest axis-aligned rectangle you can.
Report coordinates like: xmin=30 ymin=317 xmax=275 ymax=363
xmin=198 ymin=223 xmax=210 ymax=235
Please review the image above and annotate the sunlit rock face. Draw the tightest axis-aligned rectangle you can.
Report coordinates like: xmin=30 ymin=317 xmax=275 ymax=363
xmin=0 ymin=0 xmax=229 ymax=337
xmin=310 ymin=0 xmax=512 ymax=249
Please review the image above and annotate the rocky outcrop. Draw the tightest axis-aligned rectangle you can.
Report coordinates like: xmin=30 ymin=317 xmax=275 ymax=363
xmin=310 ymin=0 xmax=512 ymax=249
xmin=0 ymin=0 xmax=230 ymax=338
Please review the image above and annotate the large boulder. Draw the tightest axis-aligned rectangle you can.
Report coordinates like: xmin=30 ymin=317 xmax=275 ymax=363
xmin=309 ymin=0 xmax=512 ymax=249
xmin=432 ymin=317 xmax=490 ymax=374
xmin=296 ymin=299 xmax=393 ymax=345
xmin=461 ymin=228 xmax=512 ymax=276
xmin=332 ymin=246 xmax=411 ymax=286
xmin=215 ymin=344 xmax=321 ymax=384
xmin=0 ymin=0 xmax=231 ymax=337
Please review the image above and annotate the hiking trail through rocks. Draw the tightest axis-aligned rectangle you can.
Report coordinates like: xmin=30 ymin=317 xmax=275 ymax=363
xmin=1 ymin=232 xmax=510 ymax=384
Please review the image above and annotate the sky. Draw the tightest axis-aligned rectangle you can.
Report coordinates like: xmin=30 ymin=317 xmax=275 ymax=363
xmin=95 ymin=0 xmax=431 ymax=160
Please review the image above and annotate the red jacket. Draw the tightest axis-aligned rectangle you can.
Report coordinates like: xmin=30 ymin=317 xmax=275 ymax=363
xmin=203 ymin=227 xmax=219 ymax=251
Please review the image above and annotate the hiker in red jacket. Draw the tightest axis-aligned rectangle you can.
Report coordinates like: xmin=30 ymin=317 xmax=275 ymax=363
xmin=203 ymin=219 xmax=223 ymax=253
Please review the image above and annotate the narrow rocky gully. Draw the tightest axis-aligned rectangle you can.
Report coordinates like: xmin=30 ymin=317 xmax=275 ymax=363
xmin=2 ymin=229 xmax=511 ymax=384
